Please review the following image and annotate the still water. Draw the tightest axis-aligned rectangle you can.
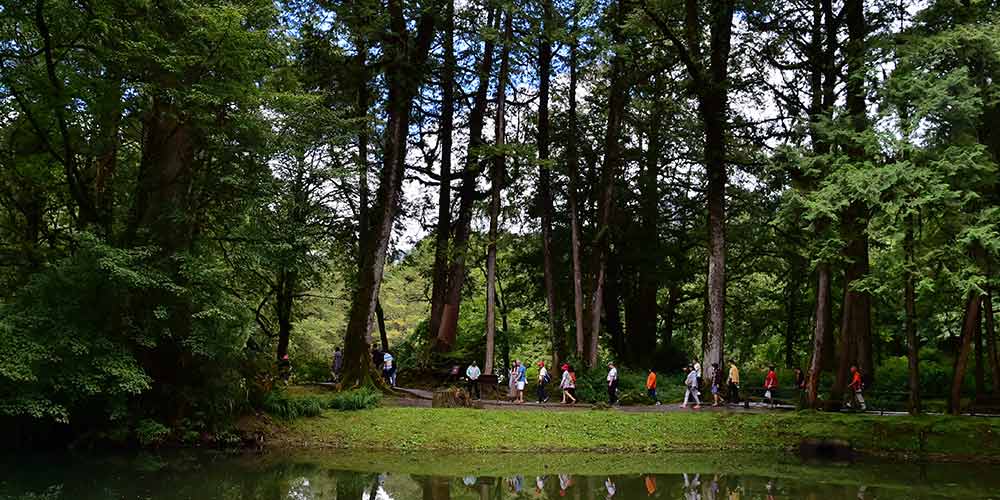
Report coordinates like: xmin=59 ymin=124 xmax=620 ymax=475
xmin=2 ymin=450 xmax=999 ymax=500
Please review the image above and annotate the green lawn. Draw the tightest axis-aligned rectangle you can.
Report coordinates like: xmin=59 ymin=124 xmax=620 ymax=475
xmin=273 ymin=406 xmax=1000 ymax=461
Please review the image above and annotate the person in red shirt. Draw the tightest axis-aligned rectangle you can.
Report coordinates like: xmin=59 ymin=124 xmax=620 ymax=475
xmin=848 ymin=365 xmax=867 ymax=410
xmin=764 ymin=366 xmax=778 ymax=407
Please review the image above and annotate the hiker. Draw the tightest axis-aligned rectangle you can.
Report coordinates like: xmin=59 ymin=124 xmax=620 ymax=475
xmin=848 ymin=364 xmax=867 ymax=410
xmin=516 ymin=359 xmax=527 ymax=404
xmin=646 ymin=368 xmax=661 ymax=405
xmin=727 ymin=361 xmax=741 ymax=404
xmin=278 ymin=354 xmax=291 ymax=382
xmin=466 ymin=361 xmax=481 ymax=400
xmin=606 ymin=362 xmax=619 ymax=405
xmin=508 ymin=362 xmax=518 ymax=401
xmin=794 ymin=366 xmax=806 ymax=407
xmin=537 ymin=361 xmax=550 ymax=403
xmin=331 ymin=347 xmax=342 ymax=382
xmin=681 ymin=365 xmax=701 ymax=409
xmin=693 ymin=361 xmax=703 ymax=387
xmin=383 ymin=351 xmax=396 ymax=387
xmin=710 ymin=362 xmax=726 ymax=406
xmin=560 ymin=363 xmax=577 ymax=404
xmin=764 ymin=365 xmax=778 ymax=407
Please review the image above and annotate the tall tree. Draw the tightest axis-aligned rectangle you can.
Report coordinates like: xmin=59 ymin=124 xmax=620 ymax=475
xmin=435 ymin=7 xmax=500 ymax=352
xmin=588 ymin=0 xmax=632 ymax=367
xmin=832 ymin=0 xmax=875 ymax=401
xmin=566 ymin=1 xmax=587 ymax=360
xmin=537 ymin=0 xmax=564 ymax=366
xmin=429 ymin=0 xmax=456 ymax=349
xmin=342 ymin=0 xmax=439 ymax=387
xmin=645 ymin=0 xmax=736 ymax=372
xmin=485 ymin=10 xmax=514 ymax=375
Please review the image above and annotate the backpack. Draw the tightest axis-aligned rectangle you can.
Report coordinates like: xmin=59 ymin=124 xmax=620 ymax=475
xmin=542 ymin=372 xmax=551 ymax=384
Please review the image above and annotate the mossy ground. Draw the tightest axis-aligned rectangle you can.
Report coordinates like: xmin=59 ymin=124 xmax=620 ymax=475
xmin=271 ymin=406 xmax=1000 ymax=461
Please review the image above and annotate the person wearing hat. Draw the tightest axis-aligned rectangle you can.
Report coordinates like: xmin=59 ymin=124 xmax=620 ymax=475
xmin=560 ymin=364 xmax=577 ymax=404
xmin=536 ymin=361 xmax=550 ymax=404
xmin=278 ymin=354 xmax=291 ymax=383
xmin=606 ymin=362 xmax=619 ymax=405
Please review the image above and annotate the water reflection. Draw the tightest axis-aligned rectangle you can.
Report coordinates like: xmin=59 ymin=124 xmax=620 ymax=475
xmin=1 ymin=452 xmax=999 ymax=500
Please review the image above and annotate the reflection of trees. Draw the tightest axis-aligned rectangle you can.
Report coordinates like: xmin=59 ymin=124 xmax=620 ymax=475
xmin=414 ymin=475 xmax=450 ymax=500
xmin=336 ymin=471 xmax=375 ymax=500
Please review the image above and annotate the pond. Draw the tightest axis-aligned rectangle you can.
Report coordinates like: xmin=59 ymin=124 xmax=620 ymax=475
xmin=2 ymin=450 xmax=999 ymax=499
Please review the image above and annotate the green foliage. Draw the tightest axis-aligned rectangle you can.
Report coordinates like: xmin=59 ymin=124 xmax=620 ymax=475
xmin=135 ymin=419 xmax=171 ymax=447
xmin=263 ymin=388 xmax=381 ymax=419
xmin=263 ymin=392 xmax=326 ymax=419
xmin=327 ymin=388 xmax=381 ymax=411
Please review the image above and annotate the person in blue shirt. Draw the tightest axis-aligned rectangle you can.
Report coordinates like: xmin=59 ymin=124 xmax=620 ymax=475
xmin=515 ymin=359 xmax=527 ymax=404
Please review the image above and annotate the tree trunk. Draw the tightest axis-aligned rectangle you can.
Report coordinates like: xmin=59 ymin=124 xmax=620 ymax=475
xmin=806 ymin=263 xmax=832 ymax=407
xmin=701 ymin=85 xmax=729 ymax=375
xmin=604 ymin=251 xmax=625 ymax=361
xmin=537 ymin=0 xmax=563 ymax=366
xmin=976 ymin=294 xmax=986 ymax=398
xmin=342 ymin=0 xmax=436 ymax=388
xmin=275 ymin=269 xmax=296 ymax=361
xmin=628 ymin=103 xmax=662 ymax=368
xmin=429 ymin=0 xmax=455 ymax=349
xmin=663 ymin=284 xmax=681 ymax=347
xmin=784 ymin=260 xmax=803 ymax=368
xmin=950 ymin=291 xmax=982 ymax=415
xmin=376 ymin=299 xmax=389 ymax=352
xmin=497 ymin=272 xmax=512 ymax=375
xmin=832 ymin=230 xmax=872 ymax=399
xmin=567 ymin=5 xmax=586 ymax=360
xmin=904 ymin=214 xmax=921 ymax=414
xmin=985 ymin=290 xmax=1000 ymax=397
xmin=484 ymin=11 xmax=512 ymax=376
xmin=436 ymin=9 xmax=498 ymax=352
xmin=588 ymin=0 xmax=630 ymax=367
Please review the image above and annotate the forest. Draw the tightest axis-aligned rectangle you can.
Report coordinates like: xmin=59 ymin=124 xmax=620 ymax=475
xmin=1 ymin=0 xmax=999 ymax=443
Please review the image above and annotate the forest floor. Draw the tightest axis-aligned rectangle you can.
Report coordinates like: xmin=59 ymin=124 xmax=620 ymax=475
xmin=268 ymin=398 xmax=1000 ymax=462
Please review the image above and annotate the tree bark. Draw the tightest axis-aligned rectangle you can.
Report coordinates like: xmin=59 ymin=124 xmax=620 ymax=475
xmin=985 ymin=289 xmax=1000 ymax=397
xmin=904 ymin=214 xmax=921 ymax=414
xmin=976 ymin=292 xmax=986 ymax=398
xmin=429 ymin=0 xmax=455 ymax=349
xmin=435 ymin=8 xmax=499 ymax=352
xmin=628 ymin=102 xmax=662 ymax=367
xmin=784 ymin=259 xmax=804 ymax=368
xmin=484 ymin=11 xmax=513 ymax=376
xmin=376 ymin=299 xmax=389 ymax=352
xmin=342 ymin=0 xmax=436 ymax=388
xmin=806 ymin=263 xmax=832 ymax=407
xmin=567 ymin=4 xmax=586 ymax=360
xmin=537 ymin=0 xmax=563 ymax=366
xmin=950 ymin=291 xmax=982 ymax=415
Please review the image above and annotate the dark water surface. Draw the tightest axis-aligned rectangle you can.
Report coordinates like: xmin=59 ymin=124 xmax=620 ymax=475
xmin=2 ymin=450 xmax=999 ymax=500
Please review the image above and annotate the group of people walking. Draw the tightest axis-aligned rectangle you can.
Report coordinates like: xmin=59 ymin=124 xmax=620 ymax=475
xmin=462 ymin=357 xmax=867 ymax=410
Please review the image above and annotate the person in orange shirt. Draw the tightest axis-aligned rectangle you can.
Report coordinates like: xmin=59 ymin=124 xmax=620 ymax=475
xmin=646 ymin=369 xmax=661 ymax=406
xmin=848 ymin=365 xmax=867 ymax=410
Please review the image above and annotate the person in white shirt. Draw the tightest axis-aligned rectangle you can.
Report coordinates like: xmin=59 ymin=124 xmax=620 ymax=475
xmin=466 ymin=361 xmax=481 ymax=400
xmin=606 ymin=362 xmax=619 ymax=405
xmin=536 ymin=361 xmax=549 ymax=403
xmin=383 ymin=352 xmax=396 ymax=387
xmin=681 ymin=365 xmax=701 ymax=409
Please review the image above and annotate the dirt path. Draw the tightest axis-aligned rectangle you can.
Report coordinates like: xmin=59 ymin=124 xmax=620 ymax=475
xmin=388 ymin=386 xmax=795 ymax=413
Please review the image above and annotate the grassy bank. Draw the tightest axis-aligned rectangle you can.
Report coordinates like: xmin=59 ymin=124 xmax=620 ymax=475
xmin=272 ymin=407 xmax=1000 ymax=461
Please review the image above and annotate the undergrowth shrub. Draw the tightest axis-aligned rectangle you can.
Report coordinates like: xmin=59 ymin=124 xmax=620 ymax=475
xmin=263 ymin=388 xmax=381 ymax=419
xmin=328 ymin=388 xmax=381 ymax=410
